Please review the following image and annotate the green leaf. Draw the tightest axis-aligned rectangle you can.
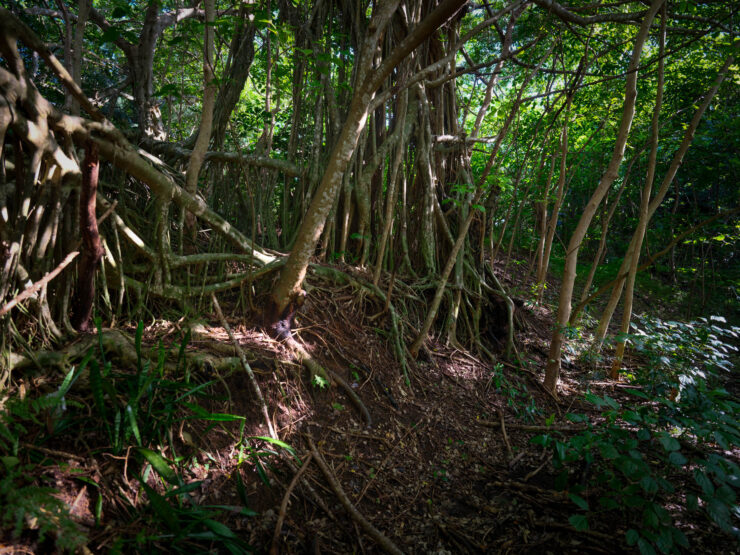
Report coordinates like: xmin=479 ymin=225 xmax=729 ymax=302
xmin=599 ymin=443 xmax=619 ymax=459
xmin=1 ymin=456 xmax=19 ymax=469
xmin=126 ymin=405 xmax=142 ymax=446
xmin=655 ymin=528 xmax=674 ymax=554
xmin=706 ymin=498 xmax=732 ymax=531
xmin=642 ymin=506 xmax=659 ymax=528
xmin=637 ymin=538 xmax=657 ymax=555
xmin=640 ymin=476 xmax=659 ymax=495
xmin=184 ymin=402 xmax=246 ymax=421
xmin=598 ymin=496 xmax=619 ymax=510
xmin=569 ymin=493 xmax=589 ymax=511
xmin=101 ymin=27 xmax=121 ymax=43
xmin=95 ymin=492 xmax=103 ymax=526
xmin=626 ymin=529 xmax=640 ymax=546
xmin=235 ymin=470 xmax=249 ymax=507
xmin=658 ymin=435 xmax=680 ymax=452
xmin=668 ymin=451 xmax=687 ymax=466
xmin=694 ymin=469 xmax=715 ymax=495
xmin=530 ymin=434 xmax=550 ymax=447
xmin=111 ymin=6 xmax=129 ymax=18
xmin=671 ymin=528 xmax=689 ymax=548
xmin=140 ymin=481 xmax=179 ymax=532
xmin=569 ymin=514 xmax=589 ymax=531
xmin=164 ymin=481 xmax=203 ymax=497
xmin=686 ymin=493 xmax=699 ymax=511
xmin=715 ymin=484 xmax=736 ymax=505
xmin=312 ymin=374 xmax=328 ymax=389
xmin=252 ymin=436 xmax=298 ymax=460
xmin=713 ymin=431 xmax=730 ymax=450
xmin=203 ymin=519 xmax=237 ymax=538
xmin=138 ymin=447 xmax=179 ymax=485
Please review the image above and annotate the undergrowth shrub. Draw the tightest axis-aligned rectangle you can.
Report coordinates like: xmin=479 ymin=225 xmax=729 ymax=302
xmin=0 ymin=366 xmax=88 ymax=551
xmin=533 ymin=315 xmax=740 ymax=554
xmin=0 ymin=319 xmax=292 ymax=552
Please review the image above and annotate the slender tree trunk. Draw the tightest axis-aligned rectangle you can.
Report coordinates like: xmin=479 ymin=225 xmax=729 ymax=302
xmin=183 ymin=0 xmax=216 ymax=247
xmin=610 ymin=9 xmax=666 ymax=377
xmin=574 ymin=153 xmax=634 ymax=316
xmin=536 ymin=95 xmax=572 ymax=302
xmin=544 ymin=0 xmax=664 ymax=394
xmin=374 ymin=89 xmax=412 ymax=285
xmin=593 ymin=54 xmax=733 ymax=345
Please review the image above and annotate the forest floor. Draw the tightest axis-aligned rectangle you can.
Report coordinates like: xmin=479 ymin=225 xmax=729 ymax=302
xmin=2 ymin=260 xmax=738 ymax=554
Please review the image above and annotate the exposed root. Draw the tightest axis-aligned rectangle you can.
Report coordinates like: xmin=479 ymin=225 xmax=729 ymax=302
xmin=306 ymin=435 xmax=404 ymax=555
xmin=325 ymin=366 xmax=372 ymax=428
xmin=309 ymin=264 xmax=411 ymax=384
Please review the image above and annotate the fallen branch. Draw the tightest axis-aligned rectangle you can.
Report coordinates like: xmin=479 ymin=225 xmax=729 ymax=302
xmin=270 ymin=452 xmax=313 ymax=555
xmin=0 ymin=201 xmax=117 ymax=318
xmin=21 ymin=442 xmax=86 ymax=462
xmin=0 ymin=251 xmax=79 ymax=318
xmin=306 ymin=435 xmax=404 ymax=555
xmin=211 ymin=293 xmax=277 ymax=440
xmin=499 ymin=410 xmax=513 ymax=458
xmin=480 ymin=420 xmax=588 ymax=432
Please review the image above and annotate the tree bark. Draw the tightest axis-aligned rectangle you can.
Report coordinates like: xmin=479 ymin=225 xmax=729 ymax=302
xmin=71 ymin=141 xmax=102 ymax=332
xmin=536 ymin=94 xmax=572 ymax=302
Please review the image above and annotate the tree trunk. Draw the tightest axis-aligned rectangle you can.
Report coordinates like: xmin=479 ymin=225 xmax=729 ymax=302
xmin=183 ymin=0 xmax=216 ymax=247
xmin=543 ymin=0 xmax=664 ymax=394
xmin=536 ymin=95 xmax=572 ymax=302
xmin=610 ymin=10 xmax=666 ymax=377
xmin=593 ymin=54 xmax=733 ymax=345
xmin=269 ymin=0 xmax=467 ymax=321
xmin=71 ymin=141 xmax=102 ymax=332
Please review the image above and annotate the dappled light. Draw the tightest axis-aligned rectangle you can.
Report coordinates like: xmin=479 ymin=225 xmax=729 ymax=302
xmin=1 ymin=0 xmax=738 ymax=553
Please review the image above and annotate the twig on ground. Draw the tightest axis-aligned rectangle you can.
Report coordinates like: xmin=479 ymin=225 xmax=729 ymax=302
xmin=481 ymin=420 xmax=587 ymax=432
xmin=532 ymin=519 xmax=614 ymax=541
xmin=306 ymin=435 xmax=404 ymax=555
xmin=492 ymin=480 xmax=568 ymax=499
xmin=270 ymin=452 xmax=313 ymax=555
xmin=523 ymin=454 xmax=552 ymax=482
xmin=499 ymin=410 xmax=513 ymax=459
xmin=21 ymin=442 xmax=85 ymax=462
xmin=211 ymin=293 xmax=277 ymax=440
